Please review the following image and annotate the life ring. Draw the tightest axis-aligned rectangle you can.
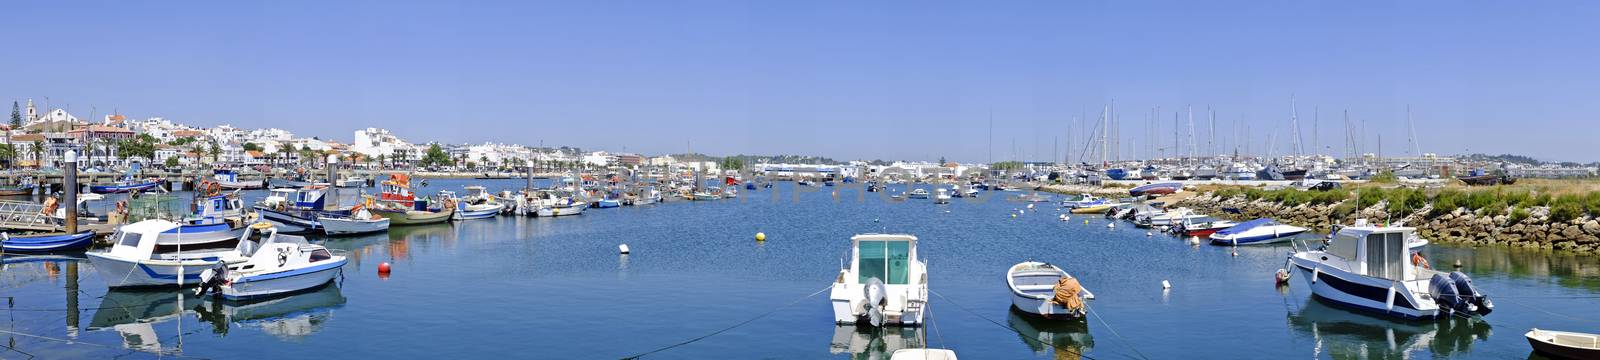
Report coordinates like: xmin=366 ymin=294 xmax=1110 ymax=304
xmin=1411 ymin=252 xmax=1431 ymax=269
xmin=207 ymin=182 xmax=221 ymax=196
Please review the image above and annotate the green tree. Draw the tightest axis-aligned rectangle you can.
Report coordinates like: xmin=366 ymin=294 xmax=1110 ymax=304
xmin=9 ymin=101 xmax=19 ymax=130
xmin=421 ymin=144 xmax=451 ymax=168
xmin=242 ymin=142 xmax=262 ymax=152
xmin=30 ymin=140 xmax=43 ymax=168
xmin=165 ymin=155 xmax=180 ymax=168
xmin=0 ymin=144 xmax=13 ymax=168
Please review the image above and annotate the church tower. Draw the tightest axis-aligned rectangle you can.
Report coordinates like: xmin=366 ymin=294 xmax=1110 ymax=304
xmin=24 ymin=99 xmax=37 ymax=124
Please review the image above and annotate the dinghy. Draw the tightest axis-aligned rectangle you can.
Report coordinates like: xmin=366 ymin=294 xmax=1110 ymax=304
xmin=0 ymin=231 xmax=95 ymax=252
xmin=1527 ymin=328 xmax=1600 ymax=360
xmin=196 ymin=223 xmax=347 ymax=300
xmin=1006 ymin=261 xmax=1094 ymax=320
xmin=318 ymin=204 xmax=390 ymax=236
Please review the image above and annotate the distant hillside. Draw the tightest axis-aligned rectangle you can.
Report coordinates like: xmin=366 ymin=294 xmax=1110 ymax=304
xmin=1462 ymin=153 xmax=1546 ymax=166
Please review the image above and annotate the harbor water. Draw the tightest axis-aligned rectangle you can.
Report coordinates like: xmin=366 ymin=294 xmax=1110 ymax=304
xmin=3 ymin=179 xmax=1598 ymax=359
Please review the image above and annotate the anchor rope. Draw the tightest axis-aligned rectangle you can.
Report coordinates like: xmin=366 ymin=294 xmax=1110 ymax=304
xmin=1085 ymin=302 xmax=1150 ymax=360
xmin=927 ymin=289 xmax=1099 ymax=360
xmin=618 ymin=283 xmax=832 ymax=359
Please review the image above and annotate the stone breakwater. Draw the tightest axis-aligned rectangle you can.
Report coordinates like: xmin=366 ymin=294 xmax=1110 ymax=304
xmin=1177 ymin=192 xmax=1600 ymax=254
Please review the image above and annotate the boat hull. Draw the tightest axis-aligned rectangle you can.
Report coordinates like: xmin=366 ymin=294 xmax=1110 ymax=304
xmin=1069 ymin=204 xmax=1113 ymax=214
xmin=87 ymin=252 xmax=230 ymax=288
xmin=222 ymin=258 xmax=347 ymax=300
xmin=216 ymin=179 xmax=264 ymax=190
xmin=1526 ymin=329 xmax=1600 ymax=360
xmin=318 ymin=217 xmax=390 ymax=235
xmin=1288 ymin=259 xmax=1439 ymax=320
xmin=90 ymin=181 xmax=162 ymax=194
xmin=373 ymin=208 xmax=453 ymax=225
xmin=536 ymin=205 xmax=585 ymax=217
xmin=1209 ymin=226 xmax=1307 ymax=245
xmin=1 ymin=231 xmax=94 ymax=252
xmin=456 ymin=204 xmax=504 ymax=220
xmin=255 ymin=207 xmax=322 ymax=233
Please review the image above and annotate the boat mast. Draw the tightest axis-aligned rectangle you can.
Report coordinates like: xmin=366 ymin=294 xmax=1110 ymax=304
xmin=1407 ymin=105 xmax=1422 ymax=157
xmin=1290 ymin=95 xmax=1303 ymax=158
xmin=1187 ymin=105 xmax=1198 ymax=162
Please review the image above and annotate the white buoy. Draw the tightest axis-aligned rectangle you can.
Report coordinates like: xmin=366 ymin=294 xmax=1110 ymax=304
xmin=1106 ymin=223 xmax=1115 ymax=229
xmin=1027 ymin=203 xmax=1035 ymax=209
xmin=1161 ymin=280 xmax=1172 ymax=289
xmin=1189 ymin=236 xmax=1200 ymax=245
xmin=1146 ymin=232 xmax=1153 ymax=237
xmin=618 ymin=244 xmax=630 ymax=254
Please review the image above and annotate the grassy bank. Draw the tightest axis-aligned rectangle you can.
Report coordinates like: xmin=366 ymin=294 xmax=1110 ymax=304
xmin=1205 ymin=178 xmax=1600 ymax=224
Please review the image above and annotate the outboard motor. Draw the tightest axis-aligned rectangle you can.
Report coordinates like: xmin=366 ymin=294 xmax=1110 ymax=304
xmin=1429 ymin=273 xmax=1471 ymax=315
xmin=1450 ymin=271 xmax=1493 ymax=315
xmin=860 ymin=277 xmax=887 ymax=327
xmin=194 ymin=262 xmax=229 ymax=297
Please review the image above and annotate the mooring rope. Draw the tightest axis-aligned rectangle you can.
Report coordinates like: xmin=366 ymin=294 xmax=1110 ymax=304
xmin=927 ymin=289 xmax=1099 ymax=360
xmin=1085 ymin=302 xmax=1150 ymax=360
xmin=0 ymin=329 xmax=211 ymax=359
xmin=618 ymin=283 xmax=833 ymax=359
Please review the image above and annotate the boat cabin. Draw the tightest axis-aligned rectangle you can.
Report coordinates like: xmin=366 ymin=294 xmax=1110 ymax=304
xmin=380 ymin=173 xmax=416 ymax=205
xmin=1325 ymin=223 xmax=1421 ymax=282
xmin=265 ymin=187 xmax=327 ymax=210
xmin=848 ymin=234 xmax=922 ymax=286
xmin=189 ymin=194 xmax=244 ymax=225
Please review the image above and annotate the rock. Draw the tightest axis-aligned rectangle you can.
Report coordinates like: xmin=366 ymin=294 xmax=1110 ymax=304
xmin=1564 ymin=225 xmax=1585 ymax=240
xmin=1585 ymin=219 xmax=1600 ymax=235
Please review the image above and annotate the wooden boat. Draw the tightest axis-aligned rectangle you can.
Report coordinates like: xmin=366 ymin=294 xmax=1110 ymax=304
xmin=0 ymin=231 xmax=95 ymax=252
xmin=1458 ymin=168 xmax=1514 ymax=186
xmin=1527 ymin=328 xmax=1600 ymax=360
xmin=372 ymin=199 xmax=454 ymax=226
xmin=1069 ymin=204 xmax=1115 ymax=214
xmin=318 ymin=211 xmax=390 ymax=236
xmin=1006 ymin=261 xmax=1093 ymax=320
xmin=0 ymin=182 xmax=35 ymax=196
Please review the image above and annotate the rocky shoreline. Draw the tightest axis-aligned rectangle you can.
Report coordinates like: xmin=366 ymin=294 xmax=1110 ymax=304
xmin=1176 ymin=192 xmax=1600 ymax=255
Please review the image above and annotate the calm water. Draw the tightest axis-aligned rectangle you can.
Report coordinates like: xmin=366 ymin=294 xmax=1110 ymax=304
xmin=3 ymin=179 xmax=1599 ymax=359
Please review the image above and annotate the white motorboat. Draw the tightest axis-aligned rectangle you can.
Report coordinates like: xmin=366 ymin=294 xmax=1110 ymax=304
xmin=197 ymin=223 xmax=348 ymax=300
xmin=1287 ymin=221 xmax=1493 ymax=320
xmin=1060 ymin=194 xmax=1102 ymax=208
xmin=1006 ymin=261 xmax=1094 ymax=320
xmin=830 ymin=234 xmax=928 ymax=327
xmin=87 ymin=220 xmax=247 ymax=288
xmin=447 ymin=187 xmax=504 ymax=220
xmin=211 ymin=169 xmax=264 ymax=190
xmin=1135 ymin=207 xmax=1206 ymax=229
xmin=336 ymin=175 xmax=367 ymax=188
xmin=933 ymin=189 xmax=951 ymax=204
xmin=1209 ymin=218 xmax=1308 ymax=245
xmin=317 ymin=206 xmax=390 ymax=236
xmin=907 ymin=189 xmax=930 ymax=199
xmin=536 ymin=202 xmax=586 ymax=217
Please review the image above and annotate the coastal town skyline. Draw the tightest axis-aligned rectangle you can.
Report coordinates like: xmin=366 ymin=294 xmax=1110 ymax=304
xmin=6 ymin=1 xmax=1597 ymax=162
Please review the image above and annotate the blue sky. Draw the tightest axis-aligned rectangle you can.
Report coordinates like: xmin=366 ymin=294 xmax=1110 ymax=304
xmin=4 ymin=1 xmax=1597 ymax=163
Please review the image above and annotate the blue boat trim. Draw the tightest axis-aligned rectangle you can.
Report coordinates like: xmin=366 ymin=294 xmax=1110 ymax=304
xmin=2 ymin=231 xmax=95 ymax=252
xmin=235 ymin=258 xmax=347 ymax=284
xmin=1294 ymin=263 xmax=1420 ymax=312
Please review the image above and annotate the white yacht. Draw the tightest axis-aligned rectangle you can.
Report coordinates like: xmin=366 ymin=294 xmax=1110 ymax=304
xmin=933 ymin=188 xmax=951 ymax=204
xmin=1287 ymin=221 xmax=1493 ymax=320
xmin=831 ymin=234 xmax=928 ymax=327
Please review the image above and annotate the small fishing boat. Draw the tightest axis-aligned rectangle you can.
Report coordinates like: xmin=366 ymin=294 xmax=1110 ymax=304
xmin=535 ymin=202 xmax=586 ymax=217
xmin=1136 ymin=208 xmax=1206 ymax=229
xmin=592 ymin=198 xmax=622 ymax=208
xmin=1174 ymin=217 xmax=1238 ymax=238
xmin=87 ymin=219 xmax=248 ymax=288
xmin=1526 ymin=328 xmax=1600 ymax=360
xmin=90 ymin=177 xmax=164 ymax=194
xmin=372 ymin=198 xmax=455 ymax=225
xmin=0 ymin=231 xmax=95 ymax=252
xmin=0 ymin=178 xmax=37 ymax=196
xmin=336 ymin=174 xmax=367 ymax=188
xmin=1060 ymin=194 xmax=1103 ymax=209
xmin=449 ymin=187 xmax=505 ymax=220
xmin=1006 ymin=261 xmax=1094 ymax=320
xmin=212 ymin=169 xmax=264 ymax=190
xmin=196 ymin=223 xmax=347 ymax=300
xmin=254 ymin=187 xmax=343 ymax=233
xmin=1288 ymin=221 xmax=1493 ymax=320
xmin=689 ymin=190 xmax=721 ymax=201
xmin=907 ymin=188 xmax=930 ymax=199
xmin=317 ymin=203 xmax=390 ymax=236
xmin=1069 ymin=203 xmax=1115 ymax=214
xmin=933 ymin=189 xmax=951 ymax=204
xmin=379 ymin=173 xmax=419 ymax=207
xmin=830 ymin=234 xmax=928 ymax=327
xmin=1209 ymin=218 xmax=1307 ymax=245
xmin=1128 ymin=182 xmax=1182 ymax=197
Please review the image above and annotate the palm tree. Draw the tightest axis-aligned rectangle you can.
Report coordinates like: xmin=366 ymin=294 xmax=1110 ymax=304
xmin=30 ymin=140 xmax=43 ymax=169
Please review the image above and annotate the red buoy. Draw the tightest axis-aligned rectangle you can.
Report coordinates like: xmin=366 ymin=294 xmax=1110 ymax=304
xmin=378 ymin=262 xmax=392 ymax=274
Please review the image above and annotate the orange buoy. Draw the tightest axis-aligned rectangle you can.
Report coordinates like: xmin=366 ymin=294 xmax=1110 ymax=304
xmin=378 ymin=262 xmax=392 ymax=274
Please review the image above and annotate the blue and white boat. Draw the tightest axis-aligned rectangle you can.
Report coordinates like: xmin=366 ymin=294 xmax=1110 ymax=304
xmin=592 ymin=198 xmax=621 ymax=208
xmin=87 ymin=219 xmax=248 ymax=288
xmin=199 ymin=223 xmax=347 ymax=300
xmin=212 ymin=169 xmax=264 ymax=190
xmin=254 ymin=187 xmax=343 ymax=233
xmin=1288 ymin=221 xmax=1493 ymax=320
xmin=447 ymin=187 xmax=504 ymax=220
xmin=1105 ymin=168 xmax=1130 ymax=180
xmin=1208 ymin=218 xmax=1308 ymax=245
xmin=0 ymin=231 xmax=95 ymax=252
xmin=1059 ymin=194 xmax=1105 ymax=209
xmin=90 ymin=177 xmax=163 ymax=194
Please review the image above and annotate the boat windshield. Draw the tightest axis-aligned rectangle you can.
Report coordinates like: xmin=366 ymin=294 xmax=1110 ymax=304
xmin=115 ymin=231 xmax=140 ymax=248
xmin=857 ymin=240 xmax=911 ymax=284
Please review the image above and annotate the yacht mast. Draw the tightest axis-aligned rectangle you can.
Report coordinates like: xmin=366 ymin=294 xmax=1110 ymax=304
xmin=1290 ymin=96 xmax=1303 ymax=157
xmin=1407 ymin=105 xmax=1422 ymax=157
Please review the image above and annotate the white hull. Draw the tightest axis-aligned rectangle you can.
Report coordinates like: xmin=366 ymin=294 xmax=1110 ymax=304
xmin=536 ymin=205 xmax=584 ymax=217
xmin=1290 ymin=256 xmax=1438 ymax=320
xmin=216 ymin=179 xmax=264 ymax=189
xmin=830 ymin=283 xmax=927 ymax=326
xmin=456 ymin=203 xmax=505 ymax=220
xmin=1211 ymin=224 xmax=1307 ymax=245
xmin=222 ymin=258 xmax=347 ymax=300
xmin=87 ymin=252 xmax=236 ymax=288
xmin=318 ymin=217 xmax=390 ymax=235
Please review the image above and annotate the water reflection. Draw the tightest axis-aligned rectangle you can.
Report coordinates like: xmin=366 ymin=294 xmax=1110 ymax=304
xmin=89 ymin=284 xmax=345 ymax=352
xmin=828 ymin=325 xmax=925 ymax=360
xmin=1006 ymin=308 xmax=1094 ymax=359
xmin=1287 ymin=298 xmax=1491 ymax=359
xmin=1428 ymin=246 xmax=1600 ymax=292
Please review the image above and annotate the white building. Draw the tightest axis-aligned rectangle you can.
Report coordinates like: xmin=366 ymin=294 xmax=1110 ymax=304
xmin=351 ymin=128 xmax=416 ymax=159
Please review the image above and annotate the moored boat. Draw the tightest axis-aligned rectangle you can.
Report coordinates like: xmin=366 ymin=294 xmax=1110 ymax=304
xmin=87 ymin=219 xmax=248 ymax=288
xmin=1287 ymin=221 xmax=1493 ymax=320
xmin=0 ymin=231 xmax=95 ymax=252
xmin=372 ymin=199 xmax=455 ymax=225
xmin=1526 ymin=328 xmax=1600 ymax=360
xmin=1209 ymin=218 xmax=1307 ymax=245
xmin=830 ymin=234 xmax=928 ymax=327
xmin=90 ymin=177 xmax=164 ymax=194
xmin=196 ymin=223 xmax=347 ymax=300
xmin=212 ymin=169 xmax=264 ymax=190
xmin=907 ymin=188 xmax=930 ymax=199
xmin=1128 ymin=182 xmax=1182 ymax=197
xmin=317 ymin=204 xmax=390 ymax=236
xmin=1006 ymin=261 xmax=1094 ymax=320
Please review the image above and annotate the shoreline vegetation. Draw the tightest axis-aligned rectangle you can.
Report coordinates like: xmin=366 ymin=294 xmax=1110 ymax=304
xmin=1169 ymin=178 xmax=1600 ymax=255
